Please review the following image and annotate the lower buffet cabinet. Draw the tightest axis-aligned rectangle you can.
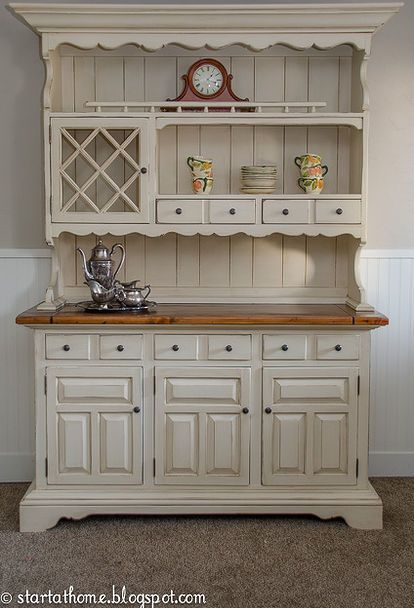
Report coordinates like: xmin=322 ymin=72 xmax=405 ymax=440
xmin=20 ymin=329 xmax=383 ymax=531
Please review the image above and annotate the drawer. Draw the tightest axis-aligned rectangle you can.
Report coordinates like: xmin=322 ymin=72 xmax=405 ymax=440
xmin=208 ymin=335 xmax=251 ymax=360
xmin=100 ymin=335 xmax=143 ymax=359
xmin=263 ymin=335 xmax=307 ymax=360
xmin=263 ymin=200 xmax=311 ymax=224
xmin=315 ymin=200 xmax=361 ymax=224
xmin=209 ymin=200 xmax=255 ymax=224
xmin=45 ymin=334 xmax=91 ymax=359
xmin=316 ymin=335 xmax=360 ymax=360
xmin=157 ymin=200 xmax=203 ymax=223
xmin=154 ymin=335 xmax=199 ymax=360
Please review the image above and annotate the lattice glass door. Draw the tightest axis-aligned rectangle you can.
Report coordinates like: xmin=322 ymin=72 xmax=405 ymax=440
xmin=51 ymin=118 xmax=149 ymax=223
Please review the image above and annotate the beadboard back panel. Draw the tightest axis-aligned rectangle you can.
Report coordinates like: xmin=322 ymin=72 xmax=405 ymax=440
xmin=58 ymin=45 xmax=353 ymax=112
xmin=60 ymin=233 xmax=350 ymax=302
xmin=56 ymin=45 xmax=356 ymax=197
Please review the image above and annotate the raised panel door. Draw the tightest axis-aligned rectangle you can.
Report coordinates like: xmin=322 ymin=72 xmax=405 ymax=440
xmin=262 ymin=367 xmax=358 ymax=485
xmin=155 ymin=367 xmax=251 ymax=485
xmin=46 ymin=366 xmax=142 ymax=484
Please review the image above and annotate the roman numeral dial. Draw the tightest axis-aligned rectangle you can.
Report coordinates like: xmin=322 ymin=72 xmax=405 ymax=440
xmin=191 ymin=63 xmax=224 ymax=97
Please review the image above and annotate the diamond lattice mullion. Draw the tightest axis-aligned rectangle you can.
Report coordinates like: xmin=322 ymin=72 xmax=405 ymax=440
xmin=100 ymin=128 xmax=141 ymax=172
xmin=99 ymin=170 xmax=140 ymax=213
xmin=60 ymin=169 xmax=102 ymax=214
xmin=60 ymin=128 xmax=100 ymax=171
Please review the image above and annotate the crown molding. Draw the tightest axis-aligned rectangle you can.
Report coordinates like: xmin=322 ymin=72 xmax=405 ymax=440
xmin=9 ymin=3 xmax=403 ymax=52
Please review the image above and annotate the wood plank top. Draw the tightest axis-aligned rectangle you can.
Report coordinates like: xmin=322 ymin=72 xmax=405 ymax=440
xmin=16 ymin=303 xmax=389 ymax=327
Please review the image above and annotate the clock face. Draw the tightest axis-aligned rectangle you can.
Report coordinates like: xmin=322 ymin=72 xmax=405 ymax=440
xmin=191 ymin=63 xmax=224 ymax=97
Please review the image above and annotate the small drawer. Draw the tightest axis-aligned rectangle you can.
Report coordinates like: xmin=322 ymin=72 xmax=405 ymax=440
xmin=154 ymin=335 xmax=199 ymax=360
xmin=316 ymin=335 xmax=360 ymax=360
xmin=315 ymin=200 xmax=361 ymax=224
xmin=209 ymin=200 xmax=256 ymax=224
xmin=46 ymin=334 xmax=91 ymax=360
xmin=157 ymin=200 xmax=203 ymax=223
xmin=208 ymin=335 xmax=251 ymax=360
xmin=100 ymin=335 xmax=143 ymax=359
xmin=263 ymin=335 xmax=307 ymax=360
xmin=263 ymin=200 xmax=311 ymax=224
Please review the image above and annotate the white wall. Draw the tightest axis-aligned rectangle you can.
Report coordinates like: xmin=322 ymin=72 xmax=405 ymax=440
xmin=1 ymin=0 xmax=413 ymax=480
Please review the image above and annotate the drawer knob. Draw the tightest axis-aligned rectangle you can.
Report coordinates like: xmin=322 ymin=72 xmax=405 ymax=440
xmin=225 ymin=345 xmax=233 ymax=352
xmin=140 ymin=167 xmax=147 ymax=174
xmin=175 ymin=208 xmax=183 ymax=215
xmin=336 ymin=208 xmax=343 ymax=215
xmin=242 ymin=407 xmax=249 ymax=414
xmin=117 ymin=345 xmax=125 ymax=352
xmin=282 ymin=208 xmax=289 ymax=216
xmin=335 ymin=344 xmax=342 ymax=351
xmin=229 ymin=208 xmax=236 ymax=215
xmin=63 ymin=344 xmax=70 ymax=352
xmin=265 ymin=407 xmax=272 ymax=414
xmin=133 ymin=406 xmax=141 ymax=413
xmin=172 ymin=344 xmax=180 ymax=351
xmin=281 ymin=344 xmax=289 ymax=351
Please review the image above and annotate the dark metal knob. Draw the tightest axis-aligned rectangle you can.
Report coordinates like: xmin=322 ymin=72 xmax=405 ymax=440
xmin=172 ymin=344 xmax=179 ymax=351
xmin=133 ymin=406 xmax=141 ymax=413
xmin=225 ymin=345 xmax=233 ymax=352
xmin=265 ymin=407 xmax=272 ymax=414
xmin=281 ymin=344 xmax=289 ymax=351
xmin=63 ymin=344 xmax=70 ymax=352
xmin=140 ymin=167 xmax=147 ymax=174
xmin=282 ymin=208 xmax=289 ymax=215
xmin=242 ymin=407 xmax=249 ymax=414
xmin=175 ymin=208 xmax=182 ymax=215
xmin=336 ymin=208 xmax=343 ymax=215
xmin=229 ymin=208 xmax=236 ymax=215
xmin=335 ymin=344 xmax=342 ymax=351
xmin=117 ymin=345 xmax=124 ymax=352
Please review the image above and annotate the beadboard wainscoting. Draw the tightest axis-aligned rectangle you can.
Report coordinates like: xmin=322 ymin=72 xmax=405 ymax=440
xmin=0 ymin=250 xmax=51 ymax=481
xmin=0 ymin=248 xmax=412 ymax=481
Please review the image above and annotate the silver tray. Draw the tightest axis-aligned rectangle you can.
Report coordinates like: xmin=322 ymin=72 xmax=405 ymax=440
xmin=76 ymin=300 xmax=157 ymax=314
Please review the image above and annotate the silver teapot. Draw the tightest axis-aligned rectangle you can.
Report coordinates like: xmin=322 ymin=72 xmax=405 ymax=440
xmin=116 ymin=281 xmax=151 ymax=308
xmin=77 ymin=240 xmax=125 ymax=289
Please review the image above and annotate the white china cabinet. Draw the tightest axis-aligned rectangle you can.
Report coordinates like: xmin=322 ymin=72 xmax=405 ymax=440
xmin=12 ymin=3 xmax=400 ymax=531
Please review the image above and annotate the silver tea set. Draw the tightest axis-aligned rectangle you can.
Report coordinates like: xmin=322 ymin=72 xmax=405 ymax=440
xmin=77 ymin=240 xmax=156 ymax=312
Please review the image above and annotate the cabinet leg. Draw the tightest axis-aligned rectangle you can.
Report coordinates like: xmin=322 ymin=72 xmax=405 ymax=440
xmin=20 ymin=506 xmax=62 ymax=533
xmin=342 ymin=505 xmax=383 ymax=530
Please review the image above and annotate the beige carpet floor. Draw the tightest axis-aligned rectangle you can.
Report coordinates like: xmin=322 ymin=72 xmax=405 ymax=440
xmin=0 ymin=479 xmax=413 ymax=608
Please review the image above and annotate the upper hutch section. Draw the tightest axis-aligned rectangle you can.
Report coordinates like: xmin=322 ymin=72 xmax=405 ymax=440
xmin=10 ymin=3 xmax=402 ymax=240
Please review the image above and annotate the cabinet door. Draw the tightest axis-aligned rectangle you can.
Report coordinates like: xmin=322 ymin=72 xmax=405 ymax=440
xmin=262 ymin=367 xmax=358 ymax=486
xmin=51 ymin=117 xmax=150 ymax=223
xmin=46 ymin=366 xmax=142 ymax=484
xmin=155 ymin=367 xmax=251 ymax=485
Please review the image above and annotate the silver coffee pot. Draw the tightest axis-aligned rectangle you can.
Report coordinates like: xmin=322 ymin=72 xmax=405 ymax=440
xmin=77 ymin=240 xmax=125 ymax=289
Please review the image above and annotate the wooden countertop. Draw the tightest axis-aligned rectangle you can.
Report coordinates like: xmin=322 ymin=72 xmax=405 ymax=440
xmin=16 ymin=303 xmax=388 ymax=327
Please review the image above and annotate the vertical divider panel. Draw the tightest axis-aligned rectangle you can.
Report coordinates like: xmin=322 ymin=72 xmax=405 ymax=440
xmin=230 ymin=235 xmax=253 ymax=288
xmin=158 ymin=127 xmax=178 ymax=194
xmin=124 ymin=57 xmax=145 ymax=101
xmin=282 ymin=236 xmax=307 ymax=287
xmin=177 ymin=236 xmax=200 ymax=287
xmin=60 ymin=56 xmax=75 ymax=112
xmin=125 ymin=234 xmax=146 ymax=283
xmin=199 ymin=236 xmax=230 ymax=287
xmin=253 ymin=236 xmax=283 ymax=287
xmin=306 ymin=237 xmax=336 ymax=287
xmin=145 ymin=235 xmax=177 ymax=287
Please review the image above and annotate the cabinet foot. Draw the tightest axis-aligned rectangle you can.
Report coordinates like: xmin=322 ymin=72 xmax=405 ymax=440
xmin=20 ymin=506 xmax=62 ymax=532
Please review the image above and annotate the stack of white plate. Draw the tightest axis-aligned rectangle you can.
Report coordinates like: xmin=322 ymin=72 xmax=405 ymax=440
xmin=240 ymin=165 xmax=278 ymax=194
